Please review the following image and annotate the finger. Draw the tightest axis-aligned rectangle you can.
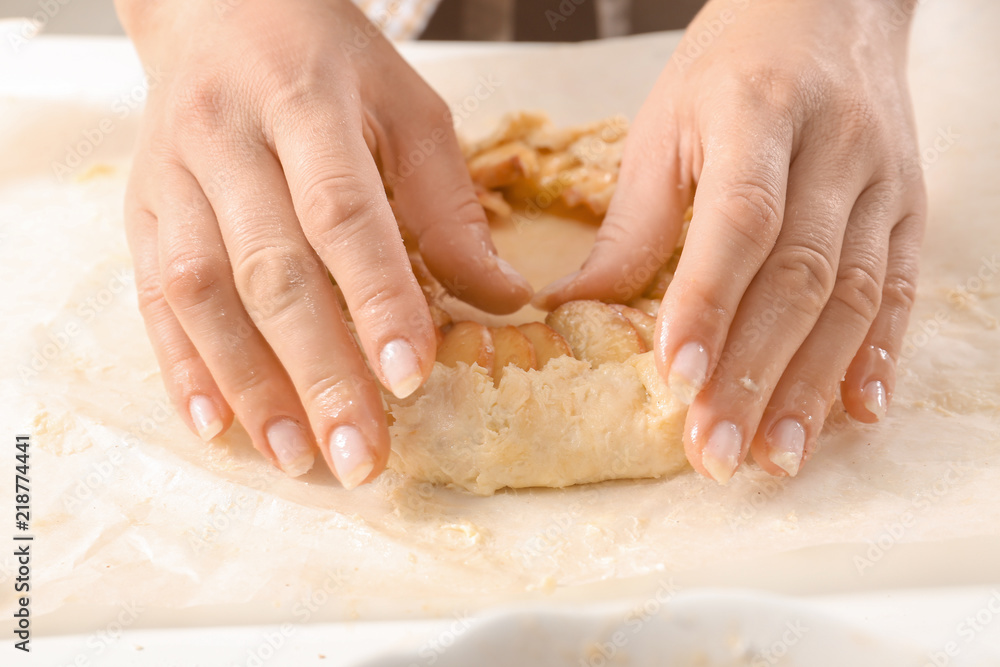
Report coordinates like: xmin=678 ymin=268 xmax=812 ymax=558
xmin=272 ymin=103 xmax=439 ymax=403
xmin=684 ymin=152 xmax=868 ymax=483
xmin=382 ymin=92 xmax=534 ymax=314
xmin=124 ymin=167 xmax=234 ymax=443
xmin=842 ymin=205 xmax=925 ymax=423
xmin=531 ymin=106 xmax=690 ymax=309
xmin=154 ymin=163 xmax=317 ymax=477
xmin=186 ymin=138 xmax=390 ymax=490
xmin=750 ymin=185 xmax=898 ymax=476
xmin=656 ymin=106 xmax=794 ymax=407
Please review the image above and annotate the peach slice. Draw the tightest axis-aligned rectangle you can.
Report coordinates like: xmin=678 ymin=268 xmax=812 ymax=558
xmin=643 ymin=262 xmax=675 ymax=299
xmin=437 ymin=321 xmax=495 ymax=370
xmin=466 ymin=141 xmax=539 ymax=189
xmin=627 ymin=298 xmax=661 ymax=318
xmin=611 ymin=305 xmax=656 ymax=351
xmin=517 ymin=322 xmax=573 ymax=368
xmin=545 ymin=300 xmax=646 ymax=367
xmin=490 ymin=325 xmax=537 ymax=385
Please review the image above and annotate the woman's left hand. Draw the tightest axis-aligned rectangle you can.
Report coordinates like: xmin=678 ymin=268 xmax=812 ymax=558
xmin=535 ymin=0 xmax=927 ymax=482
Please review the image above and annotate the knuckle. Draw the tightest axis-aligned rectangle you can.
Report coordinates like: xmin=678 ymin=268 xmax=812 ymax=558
xmin=767 ymin=379 xmax=833 ymax=426
xmin=225 ymin=365 xmax=270 ymax=398
xmin=713 ymin=182 xmax=783 ymax=255
xmin=831 ymin=265 xmax=883 ymax=323
xmin=349 ymin=276 xmax=401 ymax=325
xmin=234 ymin=246 xmax=316 ymax=321
xmin=842 ymin=95 xmax=881 ymax=132
xmin=831 ymin=95 xmax=883 ymax=153
xmin=453 ymin=192 xmax=490 ymax=228
xmin=673 ymin=278 xmax=732 ymax=328
xmin=161 ymin=253 xmax=227 ymax=309
xmin=300 ymin=175 xmax=383 ymax=247
xmin=729 ymin=61 xmax=807 ymax=114
xmin=303 ymin=374 xmax=369 ymax=416
xmin=135 ymin=273 xmax=168 ymax=314
xmin=768 ymin=246 xmax=836 ymax=316
xmin=168 ymin=75 xmax=233 ymax=130
xmin=414 ymin=192 xmax=488 ymax=253
xmin=882 ymin=272 xmax=918 ymax=312
xmin=416 ymin=187 xmax=486 ymax=243
xmin=264 ymin=54 xmax=359 ymax=120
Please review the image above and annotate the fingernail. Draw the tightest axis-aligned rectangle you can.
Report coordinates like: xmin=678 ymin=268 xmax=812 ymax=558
xmin=266 ymin=419 xmax=314 ymax=477
xmin=862 ymin=380 xmax=888 ymax=421
xmin=189 ymin=395 xmax=224 ymax=441
xmin=380 ymin=338 xmax=423 ymax=399
xmin=669 ymin=341 xmax=709 ymax=405
xmin=702 ymin=420 xmax=742 ymax=484
xmin=531 ymin=270 xmax=581 ymax=309
xmin=767 ymin=418 xmax=805 ymax=477
xmin=496 ymin=257 xmax=534 ymax=294
xmin=329 ymin=425 xmax=376 ymax=491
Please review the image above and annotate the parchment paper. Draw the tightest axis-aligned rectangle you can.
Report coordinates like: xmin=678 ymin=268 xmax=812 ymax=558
xmin=1 ymin=0 xmax=998 ymax=632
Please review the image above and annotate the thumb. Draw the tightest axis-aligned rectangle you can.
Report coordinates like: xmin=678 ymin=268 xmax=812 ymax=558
xmin=532 ymin=109 xmax=689 ymax=310
xmin=387 ymin=106 xmax=533 ymax=315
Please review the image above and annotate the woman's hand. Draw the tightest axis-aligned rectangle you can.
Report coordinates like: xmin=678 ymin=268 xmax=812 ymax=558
xmin=535 ymin=0 xmax=926 ymax=482
xmin=117 ymin=0 xmax=532 ymax=487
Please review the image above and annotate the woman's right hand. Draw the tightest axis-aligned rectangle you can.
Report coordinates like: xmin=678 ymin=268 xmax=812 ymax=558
xmin=116 ymin=0 xmax=532 ymax=487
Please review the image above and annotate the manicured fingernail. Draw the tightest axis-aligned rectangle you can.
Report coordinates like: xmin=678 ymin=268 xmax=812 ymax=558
xmin=531 ymin=270 xmax=581 ymax=309
xmin=495 ymin=257 xmax=534 ymax=294
xmin=266 ymin=419 xmax=314 ymax=477
xmin=669 ymin=341 xmax=709 ymax=405
xmin=380 ymin=338 xmax=423 ymax=399
xmin=329 ymin=425 xmax=376 ymax=490
xmin=768 ymin=418 xmax=805 ymax=477
xmin=702 ymin=420 xmax=742 ymax=484
xmin=189 ymin=395 xmax=223 ymax=441
xmin=862 ymin=380 xmax=888 ymax=421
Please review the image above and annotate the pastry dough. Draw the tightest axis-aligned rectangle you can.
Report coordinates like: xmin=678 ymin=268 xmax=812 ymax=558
xmin=386 ymin=353 xmax=688 ymax=495
xmin=382 ymin=113 xmax=691 ymax=495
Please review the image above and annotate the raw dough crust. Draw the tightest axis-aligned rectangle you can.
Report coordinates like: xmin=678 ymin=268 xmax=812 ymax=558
xmin=380 ymin=112 xmax=691 ymax=495
xmin=386 ymin=352 xmax=689 ymax=495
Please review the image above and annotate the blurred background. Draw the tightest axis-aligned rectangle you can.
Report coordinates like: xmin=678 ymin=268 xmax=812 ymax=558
xmin=0 ymin=0 xmax=704 ymax=40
